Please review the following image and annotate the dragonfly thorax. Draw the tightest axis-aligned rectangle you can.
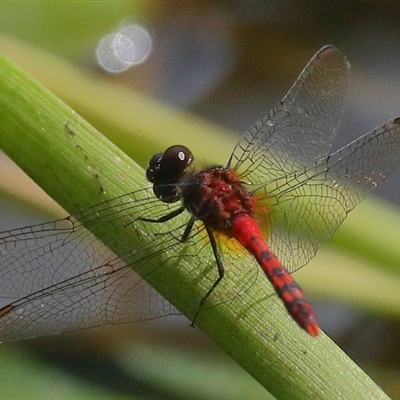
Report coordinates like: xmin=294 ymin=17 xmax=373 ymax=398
xmin=182 ymin=167 xmax=257 ymax=234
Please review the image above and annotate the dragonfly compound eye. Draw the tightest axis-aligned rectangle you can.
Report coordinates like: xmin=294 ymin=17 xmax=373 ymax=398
xmin=146 ymin=153 xmax=163 ymax=183
xmin=162 ymin=145 xmax=193 ymax=175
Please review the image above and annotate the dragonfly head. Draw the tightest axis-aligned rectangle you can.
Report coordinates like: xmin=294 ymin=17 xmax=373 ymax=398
xmin=146 ymin=145 xmax=193 ymax=203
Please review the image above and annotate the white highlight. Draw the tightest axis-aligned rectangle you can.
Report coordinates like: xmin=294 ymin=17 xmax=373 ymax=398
xmin=96 ymin=24 xmax=152 ymax=73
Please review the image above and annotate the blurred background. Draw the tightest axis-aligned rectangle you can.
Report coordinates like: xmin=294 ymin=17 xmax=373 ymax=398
xmin=1 ymin=1 xmax=400 ymax=399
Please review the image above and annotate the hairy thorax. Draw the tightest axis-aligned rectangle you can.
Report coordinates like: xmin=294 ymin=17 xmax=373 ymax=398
xmin=182 ymin=167 xmax=256 ymax=234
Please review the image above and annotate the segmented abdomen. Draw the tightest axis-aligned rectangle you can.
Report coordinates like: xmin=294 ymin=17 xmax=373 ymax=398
xmin=232 ymin=214 xmax=319 ymax=336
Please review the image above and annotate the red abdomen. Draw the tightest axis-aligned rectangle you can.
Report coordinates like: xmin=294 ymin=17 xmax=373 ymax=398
xmin=232 ymin=214 xmax=319 ymax=336
xmin=182 ymin=166 xmax=318 ymax=336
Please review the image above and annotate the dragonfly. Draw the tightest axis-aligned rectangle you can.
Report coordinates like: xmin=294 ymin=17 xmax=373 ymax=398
xmin=1 ymin=45 xmax=400 ymax=341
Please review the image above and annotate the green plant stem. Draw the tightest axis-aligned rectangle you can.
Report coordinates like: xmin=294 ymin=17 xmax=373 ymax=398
xmin=0 ymin=51 xmax=391 ymax=400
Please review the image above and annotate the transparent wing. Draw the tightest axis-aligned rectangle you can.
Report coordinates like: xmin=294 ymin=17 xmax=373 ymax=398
xmin=229 ymin=45 xmax=350 ymax=183
xmin=0 ymin=188 xmax=258 ymax=341
xmin=258 ymin=117 xmax=400 ymax=273
xmin=0 ymin=192 xmax=176 ymax=341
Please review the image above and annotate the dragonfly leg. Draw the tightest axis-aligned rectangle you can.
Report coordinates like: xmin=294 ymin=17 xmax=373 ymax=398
xmin=191 ymin=226 xmax=225 ymax=326
xmin=138 ymin=205 xmax=185 ymax=223
xmin=180 ymin=215 xmax=196 ymax=242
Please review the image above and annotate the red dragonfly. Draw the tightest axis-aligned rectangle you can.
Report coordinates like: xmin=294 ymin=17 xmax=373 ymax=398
xmin=1 ymin=45 xmax=400 ymax=340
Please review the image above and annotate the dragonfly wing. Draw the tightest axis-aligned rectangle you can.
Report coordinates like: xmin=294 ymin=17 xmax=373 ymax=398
xmin=230 ymin=45 xmax=350 ymax=183
xmin=0 ymin=185 xmax=259 ymax=340
xmin=0 ymin=189 xmax=192 ymax=341
xmin=264 ymin=117 xmax=400 ymax=273
xmin=0 ymin=261 xmax=176 ymax=341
